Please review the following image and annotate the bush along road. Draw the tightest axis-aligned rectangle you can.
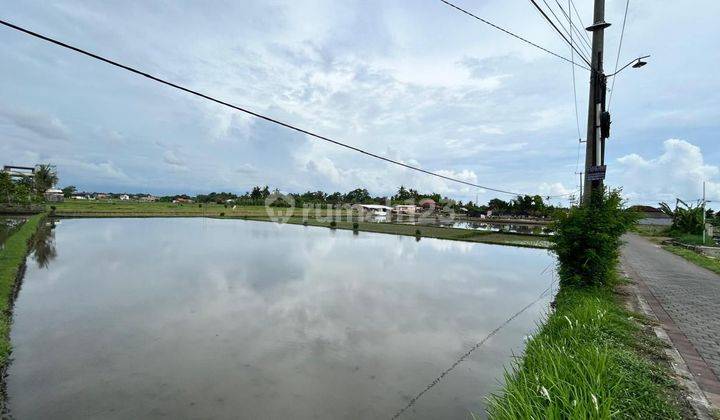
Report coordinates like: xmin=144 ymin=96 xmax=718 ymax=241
xmin=487 ymin=190 xmax=696 ymax=419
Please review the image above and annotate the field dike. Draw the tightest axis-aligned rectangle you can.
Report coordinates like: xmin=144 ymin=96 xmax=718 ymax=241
xmin=0 ymin=213 xmax=46 ymax=412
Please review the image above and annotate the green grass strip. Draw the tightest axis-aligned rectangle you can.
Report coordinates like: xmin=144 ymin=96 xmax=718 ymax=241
xmin=487 ymin=285 xmax=685 ymax=419
xmin=663 ymin=245 xmax=720 ymax=276
xmin=0 ymin=213 xmax=44 ymax=367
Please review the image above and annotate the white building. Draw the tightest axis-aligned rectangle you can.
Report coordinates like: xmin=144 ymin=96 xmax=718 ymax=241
xmin=119 ymin=194 xmax=130 ymax=201
xmin=44 ymin=188 xmax=64 ymax=202
xmin=357 ymin=204 xmax=393 ymax=216
xmin=393 ymin=204 xmax=418 ymax=215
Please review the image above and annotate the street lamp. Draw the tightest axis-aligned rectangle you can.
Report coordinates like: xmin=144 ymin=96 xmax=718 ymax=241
xmin=632 ymin=58 xmax=647 ymax=68
xmin=607 ymin=55 xmax=650 ymax=77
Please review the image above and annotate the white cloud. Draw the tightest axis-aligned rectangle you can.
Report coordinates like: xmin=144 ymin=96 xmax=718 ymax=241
xmin=1 ymin=0 xmax=718 ymax=200
xmin=0 ymin=104 xmax=69 ymax=140
xmin=235 ymin=163 xmax=257 ymax=175
xmin=304 ymin=157 xmax=343 ymax=185
xmin=537 ymin=182 xmax=573 ymax=197
xmin=163 ymin=150 xmax=186 ymax=169
xmin=614 ymin=139 xmax=720 ymax=205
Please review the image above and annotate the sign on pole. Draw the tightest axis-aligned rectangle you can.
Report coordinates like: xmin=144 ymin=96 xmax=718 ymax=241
xmin=586 ymin=165 xmax=606 ymax=182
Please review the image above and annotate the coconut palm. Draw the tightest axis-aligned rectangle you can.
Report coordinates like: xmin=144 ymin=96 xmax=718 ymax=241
xmin=33 ymin=164 xmax=58 ymax=197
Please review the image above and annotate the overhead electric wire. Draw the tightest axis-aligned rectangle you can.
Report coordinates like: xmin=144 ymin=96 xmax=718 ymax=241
xmin=607 ymin=0 xmax=630 ymax=110
xmin=540 ymin=0 xmax=591 ymax=62
xmin=0 ymin=18 xmax=574 ymax=198
xmin=569 ymin=19 xmax=582 ymax=144
xmin=554 ymin=0 xmax=593 ymax=53
xmin=566 ymin=0 xmax=583 ymax=201
xmin=568 ymin=0 xmax=583 ymax=172
xmin=438 ymin=0 xmax=590 ymax=71
xmin=569 ymin=0 xmax=593 ymax=46
xmin=528 ymin=0 xmax=593 ymax=68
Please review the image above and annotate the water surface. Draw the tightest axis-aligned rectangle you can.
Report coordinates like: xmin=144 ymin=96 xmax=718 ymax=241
xmin=7 ymin=218 xmax=554 ymax=419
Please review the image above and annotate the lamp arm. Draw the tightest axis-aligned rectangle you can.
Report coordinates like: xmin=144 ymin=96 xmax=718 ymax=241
xmin=607 ymin=55 xmax=651 ymax=77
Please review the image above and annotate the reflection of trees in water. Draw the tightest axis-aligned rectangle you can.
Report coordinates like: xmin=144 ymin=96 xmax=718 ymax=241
xmin=31 ymin=219 xmax=57 ymax=269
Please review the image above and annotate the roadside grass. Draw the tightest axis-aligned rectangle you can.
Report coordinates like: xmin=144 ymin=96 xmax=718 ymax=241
xmin=632 ymin=224 xmax=670 ymax=237
xmin=634 ymin=224 xmax=715 ymax=247
xmin=487 ymin=284 xmax=685 ymax=419
xmin=0 ymin=213 xmax=44 ymax=367
xmin=673 ymin=233 xmax=716 ymax=246
xmin=663 ymin=244 xmax=720 ymax=276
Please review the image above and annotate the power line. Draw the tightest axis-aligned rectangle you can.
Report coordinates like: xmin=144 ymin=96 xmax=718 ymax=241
xmin=568 ymin=0 xmax=593 ymax=46
xmin=568 ymin=0 xmax=583 ymax=202
xmin=567 ymin=0 xmax=583 ymax=144
xmin=0 ymin=18 xmax=573 ymax=198
xmin=554 ymin=0 xmax=593 ymax=53
xmin=540 ymin=0 xmax=591 ymax=62
xmin=441 ymin=0 xmax=585 ymax=197
xmin=438 ymin=0 xmax=590 ymax=71
xmin=528 ymin=0 xmax=592 ymax=68
xmin=608 ymin=0 xmax=630 ymax=110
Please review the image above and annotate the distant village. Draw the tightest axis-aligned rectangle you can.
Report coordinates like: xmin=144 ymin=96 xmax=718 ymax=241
xmin=45 ymin=190 xmax=163 ymax=202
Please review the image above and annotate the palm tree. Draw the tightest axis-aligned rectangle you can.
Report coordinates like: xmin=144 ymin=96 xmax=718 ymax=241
xmin=659 ymin=199 xmax=704 ymax=234
xmin=33 ymin=164 xmax=58 ymax=197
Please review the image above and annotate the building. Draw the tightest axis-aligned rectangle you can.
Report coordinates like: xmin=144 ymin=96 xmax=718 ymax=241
xmin=2 ymin=165 xmax=35 ymax=179
xmin=393 ymin=204 xmax=417 ymax=215
xmin=630 ymin=205 xmax=673 ymax=226
xmin=119 ymin=194 xmax=130 ymax=201
xmin=138 ymin=195 xmax=157 ymax=202
xmin=357 ymin=204 xmax=393 ymax=216
xmin=419 ymin=198 xmax=437 ymax=209
xmin=44 ymin=188 xmax=64 ymax=202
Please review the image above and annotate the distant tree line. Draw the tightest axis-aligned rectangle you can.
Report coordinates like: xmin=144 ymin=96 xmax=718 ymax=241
xmin=192 ymin=185 xmax=562 ymax=217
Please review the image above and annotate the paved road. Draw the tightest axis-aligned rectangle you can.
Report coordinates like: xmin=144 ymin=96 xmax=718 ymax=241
xmin=621 ymin=234 xmax=720 ymax=388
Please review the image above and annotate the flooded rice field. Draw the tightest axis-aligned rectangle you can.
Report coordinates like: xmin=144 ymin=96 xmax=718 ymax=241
xmin=6 ymin=218 xmax=555 ymax=419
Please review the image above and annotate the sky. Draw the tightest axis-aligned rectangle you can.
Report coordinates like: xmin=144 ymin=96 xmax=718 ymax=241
xmin=1 ymin=0 xmax=719 ymax=207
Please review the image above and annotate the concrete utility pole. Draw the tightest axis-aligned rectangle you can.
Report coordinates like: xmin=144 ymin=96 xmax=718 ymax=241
xmin=702 ymin=181 xmax=706 ymax=244
xmin=582 ymin=0 xmax=610 ymax=203
xmin=575 ymin=171 xmax=583 ymax=204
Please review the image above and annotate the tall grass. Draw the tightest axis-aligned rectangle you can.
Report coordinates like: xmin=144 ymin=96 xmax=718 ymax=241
xmin=673 ymin=232 xmax=715 ymax=246
xmin=0 ymin=213 xmax=44 ymax=367
xmin=487 ymin=285 xmax=682 ymax=419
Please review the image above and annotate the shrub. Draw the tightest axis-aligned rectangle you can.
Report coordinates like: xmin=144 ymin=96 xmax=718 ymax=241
xmin=330 ymin=221 xmax=337 ymax=229
xmin=352 ymin=222 xmax=359 ymax=230
xmin=415 ymin=229 xmax=422 ymax=236
xmin=219 ymin=212 xmax=225 ymax=217
xmin=552 ymin=189 xmax=638 ymax=286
